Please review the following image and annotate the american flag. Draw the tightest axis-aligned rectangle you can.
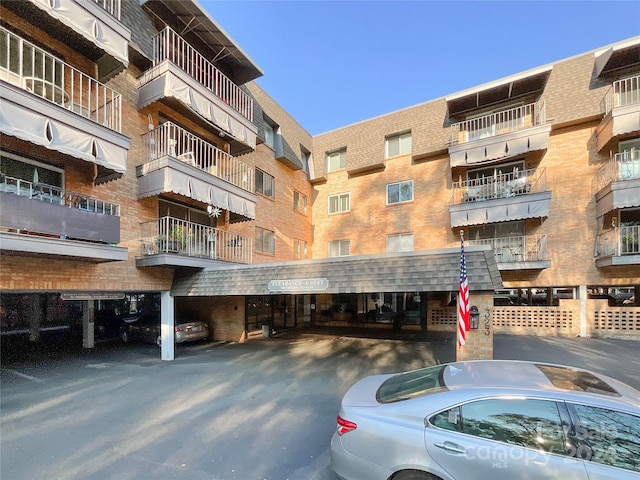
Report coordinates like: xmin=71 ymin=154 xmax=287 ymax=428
xmin=458 ymin=232 xmax=470 ymax=347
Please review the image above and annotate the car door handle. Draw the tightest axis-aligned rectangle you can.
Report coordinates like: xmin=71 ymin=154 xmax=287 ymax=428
xmin=434 ymin=442 xmax=467 ymax=454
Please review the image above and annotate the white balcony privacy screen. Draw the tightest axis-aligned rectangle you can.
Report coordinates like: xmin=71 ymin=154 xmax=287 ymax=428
xmin=29 ymin=0 xmax=129 ymax=67
xmin=450 ymin=193 xmax=551 ymax=228
xmin=137 ymin=166 xmax=256 ymax=220
xmin=0 ymin=96 xmax=127 ymax=182
xmin=138 ymin=70 xmax=257 ymax=150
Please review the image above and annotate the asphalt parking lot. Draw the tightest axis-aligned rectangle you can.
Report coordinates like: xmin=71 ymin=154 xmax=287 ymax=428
xmin=1 ymin=331 xmax=639 ymax=480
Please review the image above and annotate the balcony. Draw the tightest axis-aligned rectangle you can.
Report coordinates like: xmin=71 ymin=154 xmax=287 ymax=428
xmin=136 ymin=217 xmax=252 ymax=268
xmin=596 ymin=74 xmax=640 ymax=152
xmin=450 ymin=168 xmax=551 ymax=227
xmin=3 ymin=0 xmax=130 ymax=80
xmin=596 ymin=225 xmax=640 ymax=267
xmin=0 ymin=175 xmax=126 ymax=262
xmin=467 ymin=234 xmax=550 ymax=270
xmin=0 ymin=27 xmax=129 ymax=184
xmin=449 ymin=101 xmax=550 ymax=167
xmin=594 ymin=151 xmax=640 ymax=217
xmin=137 ymin=27 xmax=258 ymax=155
xmin=136 ymin=122 xmax=257 ymax=221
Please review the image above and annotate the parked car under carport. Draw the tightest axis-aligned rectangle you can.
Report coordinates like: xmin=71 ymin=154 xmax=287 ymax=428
xmin=120 ymin=315 xmax=209 ymax=347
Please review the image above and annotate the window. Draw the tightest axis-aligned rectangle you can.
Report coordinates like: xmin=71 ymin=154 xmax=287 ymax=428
xmin=255 ymin=169 xmax=274 ymax=198
xmin=328 ymin=193 xmax=350 ymax=214
xmin=327 ymin=149 xmax=346 ymax=172
xmin=328 ymin=240 xmax=350 ymax=257
xmin=430 ymin=398 xmax=567 ymax=453
xmin=262 ymin=115 xmax=278 ymax=149
xmin=467 ymin=160 xmax=525 ymax=183
xmin=300 ymin=147 xmax=311 ymax=175
xmin=387 ymin=233 xmax=414 ymax=252
xmin=619 ymin=138 xmax=640 ymax=180
xmin=294 ymin=190 xmax=307 ymax=214
xmin=385 ymin=131 xmax=412 ymax=158
xmin=255 ymin=227 xmax=275 ymax=254
xmin=570 ymin=404 xmax=640 ymax=472
xmin=294 ymin=239 xmax=307 ymax=260
xmin=386 ymin=180 xmax=413 ymax=205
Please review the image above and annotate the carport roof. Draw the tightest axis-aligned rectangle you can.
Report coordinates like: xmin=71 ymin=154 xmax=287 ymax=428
xmin=170 ymin=246 xmax=503 ymax=296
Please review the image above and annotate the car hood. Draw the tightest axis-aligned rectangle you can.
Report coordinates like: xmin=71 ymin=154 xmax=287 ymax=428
xmin=341 ymin=374 xmax=394 ymax=407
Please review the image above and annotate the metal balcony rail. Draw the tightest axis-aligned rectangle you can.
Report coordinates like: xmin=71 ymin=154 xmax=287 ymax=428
xmin=602 ymin=74 xmax=640 ymax=114
xmin=451 ymin=167 xmax=546 ymax=204
xmin=93 ymin=0 xmax=121 ymax=20
xmin=467 ymin=234 xmax=548 ymax=263
xmin=0 ymin=174 xmax=120 ymax=215
xmin=450 ymin=101 xmax=546 ymax=145
xmin=597 ymin=225 xmax=640 ymax=257
xmin=153 ymin=27 xmax=254 ymax=123
xmin=139 ymin=216 xmax=252 ymax=264
xmin=0 ymin=26 xmax=122 ymax=132
xmin=593 ymin=150 xmax=640 ymax=191
xmin=142 ymin=122 xmax=255 ymax=192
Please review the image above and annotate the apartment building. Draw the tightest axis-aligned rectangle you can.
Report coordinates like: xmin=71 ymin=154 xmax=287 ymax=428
xmin=0 ymin=1 xmax=638 ymax=358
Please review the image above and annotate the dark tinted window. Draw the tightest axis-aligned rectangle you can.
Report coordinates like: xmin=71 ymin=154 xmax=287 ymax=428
xmin=572 ymin=404 xmax=640 ymax=472
xmin=377 ymin=365 xmax=447 ymax=403
xmin=460 ymin=399 xmax=567 ymax=453
xmin=537 ymin=365 xmax=619 ymax=396
xmin=430 ymin=406 xmax=462 ymax=432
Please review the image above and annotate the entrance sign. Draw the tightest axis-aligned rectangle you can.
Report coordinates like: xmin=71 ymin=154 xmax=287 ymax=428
xmin=268 ymin=278 xmax=329 ymax=293
xmin=61 ymin=292 xmax=125 ymax=301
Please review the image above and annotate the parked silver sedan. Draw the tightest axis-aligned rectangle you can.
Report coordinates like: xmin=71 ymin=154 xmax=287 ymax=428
xmin=331 ymin=360 xmax=640 ymax=480
xmin=120 ymin=315 xmax=209 ymax=347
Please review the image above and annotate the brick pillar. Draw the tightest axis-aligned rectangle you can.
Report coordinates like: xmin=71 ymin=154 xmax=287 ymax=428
xmin=456 ymin=291 xmax=494 ymax=361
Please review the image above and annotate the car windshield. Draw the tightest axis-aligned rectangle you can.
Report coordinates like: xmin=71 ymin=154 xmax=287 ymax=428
xmin=377 ymin=364 xmax=448 ymax=403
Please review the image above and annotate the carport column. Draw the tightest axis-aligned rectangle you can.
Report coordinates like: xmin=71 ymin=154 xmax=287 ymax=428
xmin=161 ymin=291 xmax=175 ymax=361
xmin=83 ymin=300 xmax=95 ymax=349
xmin=456 ymin=291 xmax=493 ymax=361
xmin=579 ymin=285 xmax=588 ymax=337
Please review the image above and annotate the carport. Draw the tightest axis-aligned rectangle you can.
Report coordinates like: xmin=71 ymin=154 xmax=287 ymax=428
xmin=160 ymin=246 xmax=503 ymax=360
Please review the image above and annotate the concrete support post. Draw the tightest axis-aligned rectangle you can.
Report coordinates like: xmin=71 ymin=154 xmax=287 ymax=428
xmin=27 ymin=295 xmax=41 ymax=342
xmin=161 ymin=291 xmax=175 ymax=361
xmin=83 ymin=300 xmax=95 ymax=349
xmin=579 ymin=285 xmax=588 ymax=337
xmin=456 ymin=292 xmax=494 ymax=361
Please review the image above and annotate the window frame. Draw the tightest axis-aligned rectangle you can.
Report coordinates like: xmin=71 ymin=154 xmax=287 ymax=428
xmin=293 ymin=190 xmax=307 ymax=214
xmin=255 ymin=168 xmax=275 ymax=199
xmin=385 ymin=131 xmax=412 ymax=158
xmin=386 ymin=180 xmax=414 ymax=205
xmin=255 ymin=227 xmax=275 ymax=255
xmin=326 ymin=149 xmax=347 ymax=173
xmin=387 ymin=232 xmax=414 ymax=252
xmin=328 ymin=192 xmax=350 ymax=214
xmin=328 ymin=239 xmax=350 ymax=257
xmin=293 ymin=238 xmax=307 ymax=260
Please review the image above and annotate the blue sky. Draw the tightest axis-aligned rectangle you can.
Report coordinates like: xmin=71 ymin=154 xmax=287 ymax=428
xmin=204 ymin=1 xmax=640 ymax=135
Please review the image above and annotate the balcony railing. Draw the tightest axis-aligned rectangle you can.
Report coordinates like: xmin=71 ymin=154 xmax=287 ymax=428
xmin=593 ymin=150 xmax=640 ymax=191
xmin=0 ymin=174 xmax=120 ymax=215
xmin=467 ymin=234 xmax=548 ymax=263
xmin=450 ymin=101 xmax=546 ymax=145
xmin=0 ymin=26 xmax=122 ymax=132
xmin=139 ymin=217 xmax=252 ymax=264
xmin=93 ymin=0 xmax=121 ymax=20
xmin=153 ymin=27 xmax=253 ymax=123
xmin=452 ymin=167 xmax=546 ymax=204
xmin=602 ymin=74 xmax=640 ymax=115
xmin=141 ymin=122 xmax=254 ymax=192
xmin=597 ymin=225 xmax=640 ymax=257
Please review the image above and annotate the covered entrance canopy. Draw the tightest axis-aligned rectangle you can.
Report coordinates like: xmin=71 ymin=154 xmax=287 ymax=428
xmin=170 ymin=246 xmax=503 ymax=296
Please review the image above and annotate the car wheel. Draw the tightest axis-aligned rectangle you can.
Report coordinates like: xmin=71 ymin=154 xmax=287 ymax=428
xmin=121 ymin=331 xmax=129 ymax=343
xmin=156 ymin=335 xmax=161 ymax=347
xmin=392 ymin=471 xmax=440 ymax=480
